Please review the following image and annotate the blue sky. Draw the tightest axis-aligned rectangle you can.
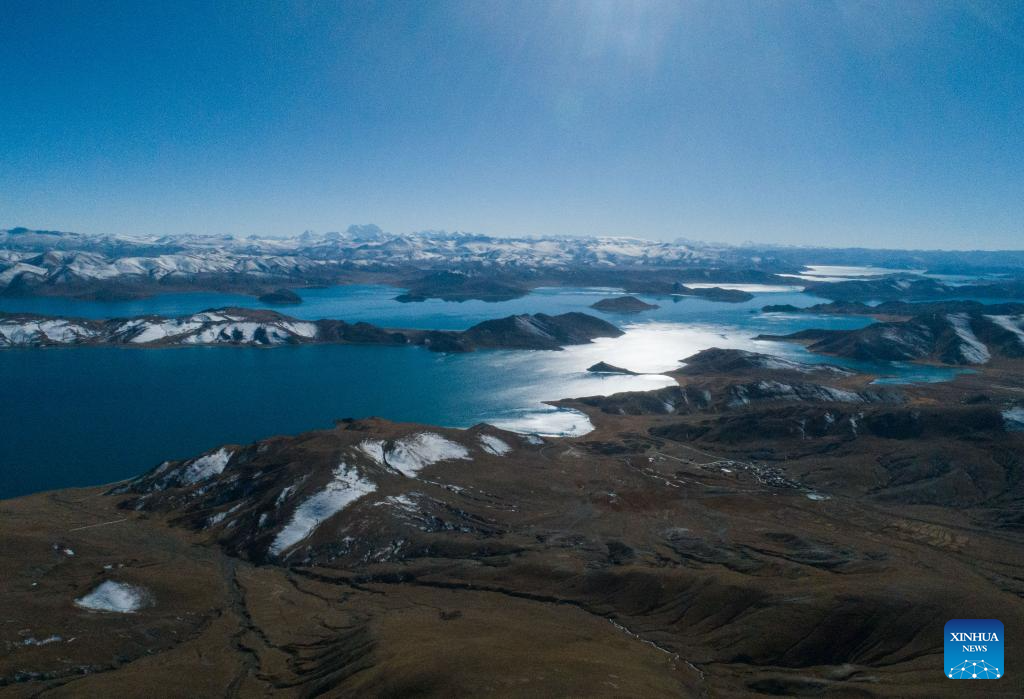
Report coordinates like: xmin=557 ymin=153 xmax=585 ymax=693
xmin=2 ymin=1 xmax=1022 ymax=248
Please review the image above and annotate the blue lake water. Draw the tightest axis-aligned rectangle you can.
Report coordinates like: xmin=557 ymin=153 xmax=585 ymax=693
xmin=0 ymin=285 xmax=966 ymax=498
xmin=2 ymin=283 xmax=825 ymax=329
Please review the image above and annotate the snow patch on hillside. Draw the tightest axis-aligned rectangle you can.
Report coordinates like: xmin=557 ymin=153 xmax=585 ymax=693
xmin=357 ymin=439 xmax=386 ymax=465
xmin=180 ymin=448 xmax=232 ymax=484
xmin=947 ymin=313 xmax=991 ymax=364
xmin=269 ymin=464 xmax=376 ymax=556
xmin=75 ymin=581 xmax=153 ymax=613
xmin=0 ymin=319 xmax=97 ymax=346
xmin=356 ymin=433 xmax=470 ymax=476
xmin=385 ymin=433 xmax=471 ymax=476
xmin=479 ymin=434 xmax=511 ymax=456
xmin=985 ymin=314 xmax=1024 ymax=347
xmin=1004 ymin=407 xmax=1024 ymax=431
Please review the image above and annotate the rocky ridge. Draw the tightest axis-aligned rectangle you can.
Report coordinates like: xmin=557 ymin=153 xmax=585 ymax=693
xmin=0 ymin=308 xmax=623 ymax=352
xmin=760 ymin=307 xmax=1024 ymax=365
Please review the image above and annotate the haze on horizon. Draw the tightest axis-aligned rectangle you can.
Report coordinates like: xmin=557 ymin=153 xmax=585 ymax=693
xmin=2 ymin=1 xmax=1023 ymax=250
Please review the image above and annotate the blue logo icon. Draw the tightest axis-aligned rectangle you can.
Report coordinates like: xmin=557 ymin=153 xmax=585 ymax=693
xmin=945 ymin=619 xmax=1003 ymax=679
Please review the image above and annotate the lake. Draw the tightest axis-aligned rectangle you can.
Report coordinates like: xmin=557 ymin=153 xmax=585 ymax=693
xmin=0 ymin=285 xmax=964 ymax=498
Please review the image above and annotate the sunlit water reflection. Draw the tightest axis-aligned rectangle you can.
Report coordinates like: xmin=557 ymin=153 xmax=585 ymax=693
xmin=0 ymin=285 xmax=976 ymax=497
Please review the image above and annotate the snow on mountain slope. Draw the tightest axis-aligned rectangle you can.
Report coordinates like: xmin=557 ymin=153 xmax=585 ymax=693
xmin=0 ymin=309 xmax=321 ymax=347
xmin=781 ymin=308 xmax=1024 ymax=366
xmin=116 ymin=421 xmax=524 ymax=564
xmin=0 ymin=262 xmax=47 ymax=285
xmin=0 ymin=318 xmax=98 ymax=346
xmin=946 ymin=313 xmax=991 ymax=364
xmin=0 ymin=228 xmax=735 ymax=291
xmin=986 ymin=314 xmax=1024 ymax=348
xmin=269 ymin=463 xmax=377 ymax=557
xmin=358 ymin=433 xmax=471 ymax=477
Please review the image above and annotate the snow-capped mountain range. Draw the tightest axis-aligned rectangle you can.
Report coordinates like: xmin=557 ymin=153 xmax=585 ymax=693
xmin=0 ymin=226 xmax=743 ymax=293
xmin=6 ymin=225 xmax=1023 ymax=299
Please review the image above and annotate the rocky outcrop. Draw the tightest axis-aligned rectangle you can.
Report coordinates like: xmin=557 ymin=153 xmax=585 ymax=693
xmin=674 ymin=285 xmax=753 ymax=302
xmin=572 ymin=385 xmax=714 ymax=415
xmin=589 ymin=296 xmax=659 ymax=313
xmin=725 ymin=380 xmax=895 ymax=407
xmin=454 ymin=312 xmax=623 ymax=350
xmin=258 ymin=288 xmax=302 ymax=304
xmin=568 ymin=376 xmax=897 ymax=417
xmin=587 ymin=361 xmax=638 ymax=375
xmin=314 ymin=319 xmax=410 ymax=345
xmin=677 ymin=348 xmax=853 ymax=376
xmin=567 ymin=348 xmax=899 ymax=418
